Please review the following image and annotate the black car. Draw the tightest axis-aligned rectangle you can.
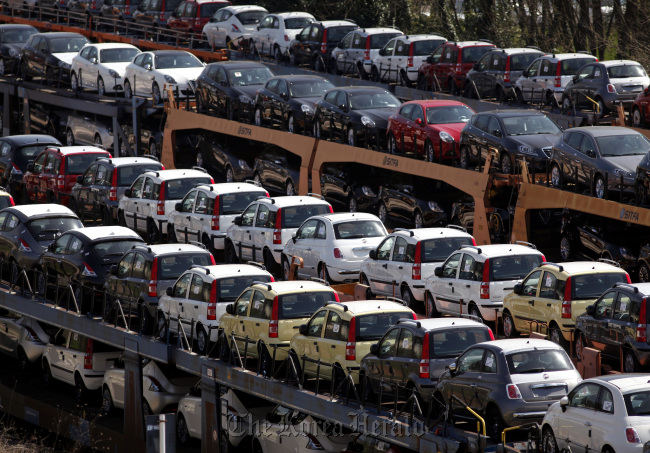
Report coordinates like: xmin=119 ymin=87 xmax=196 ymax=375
xmin=253 ymin=75 xmax=333 ymax=134
xmin=459 ymin=109 xmax=562 ymax=174
xmin=0 ymin=134 xmax=62 ymax=196
xmin=550 ymin=126 xmax=647 ymax=200
xmin=19 ymin=32 xmax=90 ymax=85
xmin=0 ymin=25 xmax=38 ymax=76
xmin=376 ymin=173 xmax=449 ymax=228
xmin=36 ymin=226 xmax=145 ymax=313
xmin=253 ymin=146 xmax=301 ymax=196
xmin=288 ymin=20 xmax=358 ymax=72
xmin=313 ymin=86 xmax=401 ymax=148
xmin=71 ymin=156 xmax=164 ymax=225
xmin=195 ymin=61 xmax=274 ymax=121
xmin=450 ymin=196 xmax=474 ymax=232
xmin=194 ymin=132 xmax=256 ymax=183
xmin=319 ymin=163 xmax=380 ymax=213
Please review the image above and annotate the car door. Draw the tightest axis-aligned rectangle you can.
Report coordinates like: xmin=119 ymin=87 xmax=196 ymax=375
xmin=137 ymin=53 xmax=154 ymax=96
xmin=446 ymin=347 xmax=486 ymax=418
xmin=431 ymin=252 xmax=462 ymax=314
xmin=78 ymin=163 xmax=97 ymax=216
xmin=519 ymin=58 xmax=544 ymax=101
xmin=111 ymin=252 xmax=135 ymax=303
xmin=176 ymin=189 xmax=197 ymax=243
xmin=483 ymin=116 xmax=504 ymax=160
xmin=391 ymin=38 xmax=408 ymax=82
xmin=0 ymin=314 xmax=22 ymax=356
xmin=259 ymin=79 xmax=278 ymax=120
xmin=408 ymin=104 xmax=427 ymax=155
xmin=556 ymin=382 xmax=600 ymax=453
xmin=168 ymin=2 xmax=187 ymax=32
xmin=137 ymin=176 xmax=156 ymax=232
xmin=319 ymin=164 xmax=347 ymax=208
xmin=319 ymin=90 xmax=339 ymax=136
xmin=391 ymin=104 xmax=413 ymax=153
xmin=34 ymin=37 xmax=49 ymax=77
xmin=376 ymin=38 xmax=396 ymax=82
xmin=230 ymin=289 xmax=254 ymax=352
xmin=583 ymin=290 xmax=616 ymax=352
xmin=455 ymin=252 xmax=482 ymax=316
xmin=235 ymin=203 xmax=258 ymax=261
xmin=436 ymin=46 xmax=458 ymax=91
xmin=272 ymin=80 xmax=289 ymax=126
xmin=534 ymin=270 xmax=561 ymax=330
xmin=386 ymin=236 xmax=409 ymax=287
xmin=570 ymin=65 xmax=595 ymax=108
xmin=589 ymin=386 xmax=615 ymax=452
xmin=470 ymin=53 xmax=491 ymax=97
xmin=184 ymin=273 xmax=206 ymax=324
xmin=45 ymin=233 xmax=72 ymax=285
xmin=254 ymin=15 xmax=274 ymax=54
xmin=59 ymin=235 xmax=83 ymax=286
xmin=291 ymin=218 xmax=318 ymax=278
xmin=608 ymin=291 xmax=634 ymax=356
xmin=251 ymin=203 xmax=271 ymax=263
xmin=48 ymin=329 xmax=71 ymax=382
xmin=369 ymin=236 xmax=395 ymax=296
xmin=190 ymin=190 xmax=211 ymax=243
xmin=84 ymin=46 xmax=99 ymax=89
xmin=124 ymin=176 xmax=145 ymax=229
xmin=40 ymin=153 xmax=58 ymax=202
xmin=294 ymin=308 xmax=327 ymax=376
xmin=24 ymin=151 xmax=46 ymax=201
xmin=347 ymin=32 xmax=364 ymax=71
xmin=319 ymin=309 xmax=348 ymax=374
xmin=212 ymin=9 xmax=231 ymax=48
xmin=293 ymin=26 xmax=311 ymax=64
xmin=372 ymin=327 xmax=400 ymax=389
xmin=168 ymin=272 xmax=192 ymax=333
xmin=335 ymin=32 xmax=353 ymax=73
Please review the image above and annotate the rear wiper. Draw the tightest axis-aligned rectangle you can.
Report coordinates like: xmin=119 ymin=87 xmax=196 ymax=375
xmin=517 ymin=367 xmax=545 ymax=373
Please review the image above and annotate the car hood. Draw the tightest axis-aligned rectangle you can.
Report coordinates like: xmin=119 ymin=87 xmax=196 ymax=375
xmin=293 ymin=97 xmax=321 ymax=108
xmin=428 ymin=122 xmax=468 ymax=140
xmin=232 ymin=85 xmax=261 ymax=100
xmin=100 ymin=62 xmax=132 ymax=75
xmin=353 ymin=108 xmax=395 ymax=127
xmin=602 ymin=154 xmax=645 ymax=174
xmin=510 ymin=133 xmax=561 ymax=150
xmin=4 ymin=43 xmax=25 ymax=53
xmin=54 ymin=52 xmax=78 ymax=65
xmin=156 ymin=67 xmax=204 ymax=82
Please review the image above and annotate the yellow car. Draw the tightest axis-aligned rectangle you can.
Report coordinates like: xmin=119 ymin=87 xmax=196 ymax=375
xmin=219 ymin=281 xmax=339 ymax=374
xmin=502 ymin=261 xmax=629 ymax=346
xmin=289 ymin=300 xmax=416 ymax=385
xmin=0 ymin=186 xmax=15 ymax=209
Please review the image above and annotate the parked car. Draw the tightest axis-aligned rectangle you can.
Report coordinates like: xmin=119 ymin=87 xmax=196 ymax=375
xmin=425 ymin=242 xmax=545 ymax=321
xmin=202 ymin=5 xmax=268 ymax=49
xmin=119 ymin=117 xmax=165 ymax=158
xmin=515 ymin=52 xmax=598 ymax=105
xmin=252 ymin=146 xmax=301 ymax=196
xmin=168 ymin=181 xmax=267 ymax=255
xmin=123 ymin=50 xmax=205 ymax=105
xmin=0 ymin=25 xmax=39 ymax=76
xmin=319 ymin=163 xmax=381 ymax=213
xmin=250 ymin=12 xmax=315 ymax=62
xmin=542 ymin=374 xmax=650 ymax=453
xmin=253 ymin=75 xmax=334 ymax=134
xmin=158 ymin=263 xmax=273 ymax=354
xmin=167 ymin=0 xmax=231 ymax=36
xmin=637 ymin=245 xmax=650 ymax=282
xmin=550 ymin=126 xmax=646 ymax=199
xmin=288 ymin=20 xmax=358 ymax=72
xmin=503 ymin=261 xmax=630 ymax=346
xmin=70 ymin=43 xmax=141 ymax=96
xmin=386 ymin=100 xmax=474 ymax=161
xmin=66 ymin=111 xmax=115 ymax=149
xmin=19 ymin=32 xmax=90 ymax=85
xmin=562 ymin=60 xmax=649 ymax=117
xmin=282 ymin=212 xmax=387 ymax=283
xmin=313 ymin=86 xmax=401 ymax=148
xmin=118 ymin=168 xmax=213 ymax=242
xmin=633 ymin=135 xmax=650 ymax=204
xmin=464 ymin=47 xmax=544 ymax=100
xmin=195 ymin=60 xmax=274 ymax=121
xmin=360 ymin=226 xmax=475 ymax=310
xmin=25 ymin=102 xmax=67 ymax=142
xmin=459 ymin=110 xmax=563 ymax=174
xmin=330 ymin=28 xmax=403 ymax=78
xmin=631 ymin=86 xmax=650 ymax=128
xmin=99 ymin=0 xmax=144 ymax=21
xmin=0 ymin=188 xmax=14 ymax=210
xmin=132 ymin=0 xmax=185 ymax=27
xmin=361 ymin=317 xmax=493 ymax=402
xmin=434 ymin=339 xmax=581 ymax=438
xmin=0 ymin=312 xmax=57 ymax=370
xmin=194 ymin=132 xmax=256 ymax=183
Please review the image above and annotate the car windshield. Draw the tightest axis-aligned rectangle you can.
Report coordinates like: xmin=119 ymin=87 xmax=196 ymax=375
xmin=100 ymin=48 xmax=140 ymax=63
xmin=117 ymin=164 xmax=163 ymax=187
xmin=426 ymin=105 xmax=474 ymax=124
xmin=278 ymin=291 xmax=336 ymax=319
xmin=165 ymin=177 xmax=212 ymax=199
xmin=155 ymin=53 xmax=203 ymax=69
xmin=490 ymin=254 xmax=544 ymax=281
xmin=597 ymin=134 xmax=650 ymax=156
xmin=571 ymin=272 xmax=629 ymax=300
xmin=65 ymin=153 xmax=108 ymax=174
xmin=561 ymin=58 xmax=596 ymax=75
xmin=413 ymin=39 xmax=446 ymax=56
xmin=421 ymin=237 xmax=474 ymax=263
xmin=282 ymin=205 xmax=332 ymax=228
xmin=370 ymin=33 xmax=401 ymax=49
xmin=607 ymin=64 xmax=647 ymax=78
xmin=218 ymin=275 xmax=273 ymax=301
xmin=624 ymin=390 xmax=650 ymax=416
xmin=220 ymin=191 xmax=266 ymax=215
xmin=50 ymin=37 xmax=89 ymax=53
xmin=235 ymin=11 xmax=266 ymax=25
xmin=503 ymin=115 xmax=561 ymax=136
xmin=93 ymin=239 xmax=144 ymax=260
xmin=200 ymin=2 xmax=228 ymax=17
xmin=349 ymin=92 xmax=400 ymax=110
xmin=284 ymin=17 xmax=313 ymax=29
xmin=1 ymin=28 xmax=37 ymax=44
xmin=19 ymin=144 xmax=56 ymax=159
xmin=506 ymin=349 xmax=573 ymax=374
xmin=157 ymin=253 xmax=212 ymax=279
xmin=26 ymin=217 xmax=83 ymax=241
xmin=356 ymin=312 xmax=412 ymax=341
xmin=327 ymin=26 xmax=357 ymax=42
xmin=227 ymin=67 xmax=273 ymax=86
xmin=289 ymin=80 xmax=334 ymax=98
xmin=333 ymin=221 xmax=384 ymax=239
xmin=510 ymin=53 xmax=542 ymax=70
xmin=432 ymin=328 xmax=491 ymax=358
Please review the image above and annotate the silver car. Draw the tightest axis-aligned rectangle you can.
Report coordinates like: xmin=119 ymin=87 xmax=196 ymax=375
xmin=330 ymin=28 xmax=402 ymax=77
xmin=66 ymin=111 xmax=114 ymax=149
xmin=0 ymin=313 xmax=56 ymax=369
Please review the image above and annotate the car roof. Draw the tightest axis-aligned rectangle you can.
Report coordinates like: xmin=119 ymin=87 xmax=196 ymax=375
xmin=270 ymin=75 xmax=330 ymax=83
xmin=402 ymin=100 xmax=471 ymax=109
xmin=589 ymin=374 xmax=650 ymax=392
xmin=446 ymin=41 xmax=494 ymax=47
xmin=82 ymin=43 xmax=139 ymax=50
xmin=391 ymin=227 xmax=473 ymax=240
xmin=208 ymin=61 xmax=269 ymax=69
xmin=191 ymin=264 xmax=271 ymax=277
xmin=193 ymin=0 xmax=230 ymax=4
xmin=45 ymin=145 xmax=109 ymax=156
xmin=461 ymin=243 xmax=541 ymax=257
xmin=541 ymin=261 xmax=627 ymax=275
xmin=224 ymin=5 xmax=268 ymax=12
xmin=490 ymin=47 xmax=543 ymax=55
xmin=0 ymin=24 xmax=37 ymax=30
xmin=8 ymin=204 xmax=76 ymax=218
xmin=274 ymin=12 xmax=314 ymax=18
xmin=146 ymin=50 xmax=195 ymax=56
xmin=357 ymin=27 xmax=402 ymax=35
xmin=415 ymin=317 xmax=487 ymax=330
xmin=252 ymin=280 xmax=333 ymax=293
xmin=315 ymin=20 xmax=356 ymax=27
xmin=143 ymin=168 xmax=210 ymax=180
xmin=400 ymin=34 xmax=446 ymax=41
xmin=544 ymin=53 xmax=596 ymax=60
xmin=196 ymin=182 xmax=266 ymax=194
xmin=97 ymin=156 xmax=161 ymax=166
xmin=134 ymin=243 xmax=210 ymax=255
xmin=258 ymin=195 xmax=331 ymax=208
xmin=486 ymin=338 xmax=561 ymax=353
xmin=0 ymin=135 xmax=60 ymax=146
xmin=34 ymin=32 xmax=86 ymax=39
xmin=333 ymin=300 xmax=411 ymax=315
xmin=622 ymin=283 xmax=650 ymax=296
xmin=313 ymin=212 xmax=379 ymax=223
xmin=481 ymin=109 xmax=548 ymax=118
xmin=71 ymin=226 xmax=142 ymax=242
xmin=568 ymin=126 xmax=639 ymax=137
xmin=333 ymin=86 xmax=391 ymax=94
xmin=600 ymin=60 xmax=642 ymax=67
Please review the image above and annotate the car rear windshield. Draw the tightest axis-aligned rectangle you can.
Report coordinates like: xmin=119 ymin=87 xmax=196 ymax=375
xmin=461 ymin=46 xmax=493 ymax=63
xmin=65 ymin=153 xmax=109 ymax=174
xmin=413 ymin=39 xmax=446 ymax=56
xmin=220 ymin=191 xmax=266 ymax=215
xmin=26 ymin=217 xmax=83 ymax=241
xmin=356 ymin=312 xmax=413 ymax=341
xmin=490 ymin=254 xmax=543 ymax=281
xmin=165 ymin=177 xmax=212 ymax=199
xmin=596 ymin=134 xmax=650 ymax=157
xmin=281 ymin=204 xmax=331 ymax=228
xmin=510 ymin=53 xmax=542 ymax=71
xmin=236 ymin=11 xmax=266 ymax=25
xmin=432 ymin=328 xmax=491 ymax=358
xmin=570 ymin=272 xmax=629 ymax=300
xmin=369 ymin=33 xmax=401 ymax=49
xmin=0 ymin=197 xmax=12 ymax=211
xmin=421 ymin=237 xmax=474 ymax=263
xmin=503 ymin=115 xmax=561 ymax=136
xmin=200 ymin=2 xmax=228 ymax=17
xmin=157 ymin=253 xmax=212 ymax=280
xmin=607 ymin=64 xmax=647 ymax=78
xmin=155 ymin=53 xmax=203 ymax=69
xmin=333 ymin=221 xmax=384 ymax=239
xmin=327 ymin=26 xmax=357 ymax=42
xmin=624 ymin=390 xmax=650 ymax=416
xmin=506 ymin=349 xmax=573 ymax=374
xmin=50 ymin=37 xmax=89 ymax=53
xmin=100 ymin=48 xmax=140 ymax=63
xmin=349 ymin=92 xmax=400 ymax=109
xmin=227 ymin=67 xmax=273 ymax=86
xmin=278 ymin=291 xmax=336 ymax=319
xmin=92 ymin=239 xmax=144 ymax=261
xmin=218 ymin=275 xmax=272 ymax=301
xmin=117 ymin=163 xmax=164 ymax=187
xmin=18 ymin=144 xmax=55 ymax=159
xmin=1 ymin=28 xmax=37 ymax=44
xmin=289 ymin=79 xmax=334 ymax=98
xmin=561 ymin=58 xmax=596 ymax=75
xmin=284 ymin=17 xmax=313 ymax=29
xmin=426 ymin=105 xmax=474 ymax=124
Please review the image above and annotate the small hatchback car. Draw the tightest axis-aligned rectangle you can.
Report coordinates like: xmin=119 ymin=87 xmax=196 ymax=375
xmin=0 ymin=134 xmax=61 ymax=197
xmin=0 ymin=312 xmax=57 ymax=370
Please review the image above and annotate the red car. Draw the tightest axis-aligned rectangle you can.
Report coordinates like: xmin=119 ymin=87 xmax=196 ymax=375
xmin=22 ymin=146 xmax=111 ymax=206
xmin=632 ymin=87 xmax=650 ymax=128
xmin=386 ymin=100 xmax=475 ymax=162
xmin=167 ymin=0 xmax=231 ymax=36
xmin=417 ymin=41 xmax=495 ymax=93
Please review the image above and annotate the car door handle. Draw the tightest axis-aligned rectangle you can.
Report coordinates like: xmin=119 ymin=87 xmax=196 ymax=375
xmin=186 ymin=216 xmax=190 ymax=220
xmin=381 ymin=264 xmax=388 ymax=269
xmin=313 ymin=342 xmax=318 ymax=345
xmin=306 ymin=248 xmax=312 ymax=251
xmin=398 ymin=266 xmax=403 ymax=269
xmin=470 ymin=383 xmax=477 ymax=388
xmin=331 ymin=345 xmax=336 ymax=348
xmin=528 ymin=300 xmax=534 ymax=305
xmin=255 ymin=323 xmax=260 ymax=326
xmin=466 ymin=284 xmax=470 ymax=288
xmin=194 ymin=305 xmax=198 ymax=309
xmin=239 ymin=320 xmax=243 ymax=324
xmin=584 ymin=422 xmax=592 ymax=427
xmin=448 ymin=282 xmax=453 ymax=286
xmin=547 ymin=303 xmax=552 ymax=307
xmin=72 ymin=355 xmax=77 ymax=358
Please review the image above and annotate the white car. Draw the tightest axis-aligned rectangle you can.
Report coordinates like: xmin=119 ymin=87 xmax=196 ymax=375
xmin=203 ymin=5 xmax=268 ymax=49
xmin=542 ymin=374 xmax=650 ymax=453
xmin=331 ymin=28 xmax=403 ymax=77
xmin=360 ymin=226 xmax=475 ymax=309
xmin=123 ymin=50 xmax=205 ymax=105
xmin=71 ymin=43 xmax=141 ymax=95
xmin=371 ymin=34 xmax=447 ymax=85
xmin=282 ymin=212 xmax=387 ymax=283
xmin=102 ymin=359 xmax=198 ymax=415
xmin=0 ymin=313 xmax=56 ymax=370
xmin=168 ymin=181 xmax=268 ymax=255
xmin=250 ymin=12 xmax=315 ymax=61
xmin=117 ymin=168 xmax=214 ymax=244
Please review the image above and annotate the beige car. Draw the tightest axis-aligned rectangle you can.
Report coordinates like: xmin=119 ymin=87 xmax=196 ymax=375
xmin=289 ymin=300 xmax=415 ymax=385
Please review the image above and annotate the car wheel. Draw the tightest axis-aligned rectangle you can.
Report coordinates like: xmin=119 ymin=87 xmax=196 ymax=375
xmin=400 ymin=285 xmax=415 ymax=310
xmin=416 ymin=73 xmax=427 ymax=90
xmin=0 ymin=59 xmax=5 ymax=77
xmin=17 ymin=347 xmax=29 ymax=371
xmin=287 ymin=114 xmax=296 ymax=134
xmin=156 ymin=311 xmax=168 ymax=341
xmin=594 ymin=175 xmax=605 ymax=199
xmin=370 ymin=66 xmax=380 ymax=83
xmin=377 ymin=202 xmax=387 ymax=224
xmin=70 ymin=72 xmax=79 ymax=91
xmin=258 ymin=343 xmax=272 ymax=376
xmin=637 ymin=182 xmax=648 ymax=206
xmin=560 ymin=235 xmax=572 ymax=260
xmin=75 ymin=373 xmax=88 ymax=402
xmin=36 ymin=269 xmax=47 ymax=297
xmin=103 ymin=207 xmax=112 ymax=226
xmin=550 ymin=164 xmax=561 ymax=187
xmin=289 ymin=51 xmax=296 ymax=66
xmin=502 ymin=311 xmax=518 ymax=338
xmin=42 ymin=361 xmax=53 ymax=388
xmin=10 ymin=260 xmax=20 ymax=287
xmin=149 ymin=140 xmax=159 ymax=159
xmin=168 ymin=225 xmax=178 ymax=243
xmin=387 ymin=132 xmax=397 ymax=154
xmin=413 ymin=211 xmax=423 ymax=229
xmin=328 ymin=58 xmax=338 ymax=75
xmin=495 ymin=86 xmax=505 ymax=103
xmin=143 ymin=401 xmax=153 ymax=416
xmin=97 ymin=77 xmax=106 ymax=96
xmin=360 ymin=273 xmax=373 ymax=298
xmin=94 ymin=134 xmax=102 ymax=147
xmin=356 ymin=63 xmax=367 ymax=80
xmin=66 ymin=128 xmax=75 ymax=146
xmin=318 ymin=263 xmax=331 ymax=284
xmin=348 ymin=196 xmax=357 ymax=213
xmin=102 ymin=386 xmax=114 ymax=414
xmin=314 ymin=56 xmax=324 ymax=72
xmin=286 ymin=180 xmax=295 ymax=196
xmin=118 ymin=210 xmax=126 ymax=227
xmin=176 ymin=413 xmax=190 ymax=445
xmin=486 ymin=406 xmax=504 ymax=440
xmin=282 ymin=255 xmax=291 ymax=281
xmin=399 ymin=70 xmax=411 ymax=87
xmin=596 ymin=98 xmax=606 ymax=118
xmin=633 ymin=107 xmax=644 ymax=128
xmin=549 ymin=325 xmax=567 ymax=348
xmin=124 ymin=79 xmax=133 ymax=99
xmin=347 ymin=126 xmax=356 ymax=147
xmin=147 ymin=220 xmax=160 ymax=244
xmin=425 ymin=292 xmax=440 ymax=317
xmin=196 ymin=325 xmax=208 ymax=355
xmin=195 ymin=151 xmax=204 ymax=168
xmin=562 ymin=96 xmax=571 ymax=110
xmin=468 ymin=304 xmax=483 ymax=323
xmin=361 ymin=374 xmax=375 ymax=402
xmin=274 ymin=46 xmax=282 ymax=63
xmin=546 ymin=91 xmax=557 ymax=107
xmin=152 ymin=82 xmax=162 ymax=105
xmin=459 ymin=146 xmax=469 ymax=169
xmin=425 ymin=140 xmax=434 ymax=162
xmin=542 ymin=427 xmax=559 ymax=453
xmin=254 ymin=106 xmax=263 ymax=127
xmin=575 ymin=331 xmax=586 ymax=361
xmin=500 ymin=152 xmax=512 ymax=174
xmin=225 ymin=166 xmax=234 ymax=183
xmin=624 ymin=349 xmax=639 ymax=373
xmin=225 ymin=241 xmax=238 ymax=264
xmin=332 ymin=363 xmax=346 ymax=396
xmin=263 ymin=249 xmax=275 ymax=275
xmin=639 ymin=263 xmax=650 ymax=282
xmin=45 ymin=67 xmax=55 ymax=86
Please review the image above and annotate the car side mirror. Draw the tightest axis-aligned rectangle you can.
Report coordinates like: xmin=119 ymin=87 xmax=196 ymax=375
xmin=124 ymin=188 xmax=132 ymax=197
xmin=91 ymin=57 xmax=98 ymax=64
xmin=77 ymin=175 xmax=83 ymax=183
xmin=144 ymin=63 xmax=152 ymax=70
xmin=298 ymin=324 xmax=308 ymax=335
xmin=586 ymin=305 xmax=595 ymax=315
xmin=572 ymin=75 xmax=578 ymax=83
xmin=226 ymin=303 xmax=233 ymax=314
xmin=234 ymin=216 xmax=242 ymax=226
xmin=292 ymin=233 xmax=296 ymax=243
xmin=109 ymin=264 xmax=117 ymax=275
xmin=415 ymin=118 xmax=422 ymax=126
xmin=370 ymin=343 xmax=379 ymax=355
xmin=434 ymin=266 xmax=443 ymax=277
xmin=426 ymin=55 xmax=432 ymax=64
xmin=48 ymin=243 xmax=55 ymax=252
xmin=337 ymin=41 xmax=343 ymax=48
xmin=166 ymin=286 xmax=173 ymax=296
xmin=339 ymin=104 xmax=348 ymax=111
xmin=560 ymin=396 xmax=569 ymax=412
xmin=513 ymin=282 xmax=523 ymax=295
xmin=586 ymin=149 xmax=595 ymax=158
xmin=368 ymin=250 xmax=376 ymax=260
xmin=175 ymin=202 xmax=181 ymax=211
xmin=473 ymin=63 xmax=479 ymax=70
xmin=448 ymin=362 xmax=457 ymax=374
xmin=282 ymin=92 xmax=289 ymax=100
xmin=209 ymin=16 xmax=216 ymax=22
xmin=26 ymin=163 xmax=34 ymax=172
xmin=220 ymin=80 xmax=227 ymax=87
xmin=493 ymin=130 xmax=502 ymax=138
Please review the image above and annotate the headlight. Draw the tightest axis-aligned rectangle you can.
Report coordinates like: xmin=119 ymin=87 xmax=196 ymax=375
xmin=360 ymin=116 xmax=375 ymax=127
xmin=108 ymin=69 xmax=119 ymax=78
xmin=8 ymin=49 xmax=19 ymax=58
xmin=428 ymin=201 xmax=443 ymax=212
xmin=238 ymin=94 xmax=253 ymax=105
xmin=361 ymin=185 xmax=376 ymax=197
xmin=517 ymin=145 xmax=537 ymax=155
xmin=620 ymin=247 xmax=635 ymax=260
xmin=164 ymin=75 xmax=177 ymax=84
xmin=439 ymin=131 xmax=454 ymax=143
xmin=301 ymin=104 xmax=314 ymax=114
xmin=238 ymin=159 xmax=251 ymax=170
xmin=58 ymin=61 xmax=71 ymax=70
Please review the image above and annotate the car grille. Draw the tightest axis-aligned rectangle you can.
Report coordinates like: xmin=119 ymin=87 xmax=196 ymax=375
xmin=187 ymin=80 xmax=197 ymax=92
xmin=541 ymin=147 xmax=552 ymax=158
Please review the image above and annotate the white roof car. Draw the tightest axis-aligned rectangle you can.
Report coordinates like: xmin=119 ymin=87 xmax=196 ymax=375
xmin=360 ymin=226 xmax=475 ymax=311
xmin=74 ymin=225 xmax=141 ymax=242
xmin=11 ymin=204 xmax=76 ymax=217
xmin=71 ymin=43 xmax=141 ymax=95
xmin=250 ymin=12 xmax=315 ymax=60
xmin=123 ymin=50 xmax=205 ymax=105
xmin=282 ymin=212 xmax=387 ymax=283
xmin=168 ymin=181 xmax=268 ymax=255
xmin=203 ymin=5 xmax=269 ymax=49
xmin=371 ymin=34 xmax=446 ymax=85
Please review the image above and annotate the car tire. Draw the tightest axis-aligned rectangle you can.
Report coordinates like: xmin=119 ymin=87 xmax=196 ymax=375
xmin=17 ymin=347 xmax=29 ymax=371
xmin=313 ymin=117 xmax=321 ymax=138
xmin=97 ymin=77 xmax=105 ymax=96
xmin=499 ymin=152 xmax=512 ymax=174
xmin=176 ymin=413 xmax=190 ymax=445
xmin=400 ymin=285 xmax=416 ymax=311
xmin=75 ymin=373 xmax=88 ymax=402
xmin=549 ymin=325 xmax=567 ymax=348
xmin=594 ymin=175 xmax=605 ymax=199
xmin=377 ymin=202 xmax=387 ymax=224
xmin=502 ymin=310 xmax=518 ymax=338
xmin=288 ymin=349 xmax=301 ymax=382
xmin=42 ymin=360 xmax=53 ymax=388
xmin=285 ymin=180 xmax=295 ymax=196
xmin=639 ymin=263 xmax=650 ymax=282
xmin=425 ymin=140 xmax=435 ymax=162
xmin=575 ymin=331 xmax=586 ymax=361
xmin=225 ymin=241 xmax=238 ymax=264
xmin=459 ymin=146 xmax=469 ymax=169
xmin=274 ymin=46 xmax=282 ymax=63
xmin=596 ymin=98 xmax=606 ymax=118
xmin=468 ymin=303 xmax=483 ymax=323
xmin=542 ymin=427 xmax=559 ymax=453
xmin=118 ymin=210 xmax=126 ymax=227
xmin=360 ymin=274 xmax=373 ymax=299
xmin=347 ymin=126 xmax=356 ymax=147
xmin=263 ymin=248 xmax=276 ymax=275
xmin=624 ymin=348 xmax=639 ymax=373
xmin=225 ymin=166 xmax=234 ymax=183
xmin=289 ymin=51 xmax=296 ymax=66
xmin=156 ymin=311 xmax=168 ymax=341
xmin=281 ymin=255 xmax=291 ymax=281
xmin=71 ymin=72 xmax=79 ymax=91
xmin=329 ymin=58 xmax=338 ymax=75
xmin=103 ymin=207 xmax=112 ymax=226
xmin=399 ymin=70 xmax=411 ymax=87
xmin=348 ymin=196 xmax=357 ymax=213
xmin=318 ymin=263 xmax=331 ymax=284
xmin=196 ymin=325 xmax=208 ymax=356
xmin=387 ymin=132 xmax=397 ymax=155
xmin=332 ymin=363 xmax=346 ymax=396
xmin=560 ymin=235 xmax=572 ymax=260
xmin=287 ymin=114 xmax=297 ymax=134
xmin=562 ymin=96 xmax=571 ymax=110
xmin=66 ymin=128 xmax=75 ymax=146
xmin=361 ymin=374 xmax=375 ymax=402
xmin=94 ymin=134 xmax=102 ymax=148
xmin=152 ymin=82 xmax=162 ymax=106
xmin=425 ymin=291 xmax=440 ymax=318
xmin=357 ymin=63 xmax=367 ymax=80
xmin=633 ymin=107 xmax=644 ymax=128
xmin=258 ymin=343 xmax=272 ymax=377
xmin=147 ymin=219 xmax=160 ymax=244
xmin=550 ymin=163 xmax=561 ymax=188
xmin=168 ymin=225 xmax=178 ymax=243
xmin=495 ymin=86 xmax=505 ymax=103
xmin=486 ymin=406 xmax=504 ymax=440
xmin=45 ymin=67 xmax=55 ymax=86
xmin=370 ymin=66 xmax=380 ymax=83
xmin=124 ymin=79 xmax=133 ymax=99
xmin=102 ymin=386 xmax=114 ymax=414
xmin=413 ymin=211 xmax=423 ymax=229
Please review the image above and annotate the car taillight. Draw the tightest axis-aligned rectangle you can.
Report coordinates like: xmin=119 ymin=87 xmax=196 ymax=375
xmin=208 ymin=281 xmax=217 ymax=320
xmin=504 ymin=56 xmax=511 ymax=83
xmin=333 ymin=248 xmax=343 ymax=259
xmin=91 ymin=0 xmax=95 ymax=8
xmin=211 ymin=195 xmax=220 ymax=230
xmin=320 ymin=29 xmax=328 ymax=53
xmin=364 ymin=36 xmax=370 ymax=60
xmin=626 ymin=273 xmax=632 ymax=284
xmin=284 ymin=34 xmax=289 ymax=41
xmin=148 ymin=257 xmax=158 ymax=297
xmin=471 ymin=237 xmax=477 ymax=246
xmin=626 ymin=427 xmax=641 ymax=443
xmin=554 ymin=63 xmax=561 ymax=87
xmin=109 ymin=169 xmax=118 ymax=201
xmin=305 ymin=434 xmax=324 ymax=450
xmin=8 ymin=196 xmax=14 ymax=206
xmin=209 ymin=254 xmax=216 ymax=265
xmin=82 ymin=262 xmax=97 ymax=277
xmin=333 ymin=292 xmax=340 ymax=302
xmin=269 ymin=296 xmax=279 ymax=338
xmin=124 ymin=4 xmax=129 ymax=14
xmin=328 ymin=205 xmax=334 ymax=213
xmin=84 ymin=339 xmax=93 ymax=369
xmin=506 ymin=384 xmax=522 ymax=399
xmin=24 ymin=325 xmax=39 ymax=342
xmin=607 ymin=84 xmax=616 ymax=93
xmin=10 ymin=163 xmax=22 ymax=175
xmin=419 ymin=332 xmax=430 ymax=378
xmin=562 ymin=277 xmax=572 ymax=318
xmin=57 ymin=175 xmax=64 ymax=189
xmin=157 ymin=183 xmax=165 ymax=215
xmin=273 ymin=208 xmax=282 ymax=244
xmin=159 ymin=11 xmax=165 ymax=21
xmin=231 ymin=24 xmax=240 ymax=32
xmin=637 ymin=298 xmax=647 ymax=343
xmin=480 ymin=259 xmax=490 ymax=299
xmin=18 ymin=238 xmax=30 ymax=252
xmin=541 ymin=254 xmax=546 ymax=262
xmin=488 ymin=328 xmax=495 ymax=340
xmin=407 ymin=42 xmax=414 ymax=67
xmin=412 ymin=241 xmax=421 ymax=280
xmin=345 ymin=316 xmax=356 ymax=360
